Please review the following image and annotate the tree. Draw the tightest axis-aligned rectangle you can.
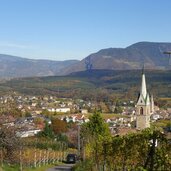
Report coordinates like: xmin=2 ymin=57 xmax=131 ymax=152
xmin=81 ymin=111 xmax=111 ymax=170
xmin=114 ymin=101 xmax=123 ymax=114
xmin=25 ymin=111 xmax=32 ymax=117
xmin=41 ymin=109 xmax=51 ymax=117
xmin=79 ymin=126 xmax=171 ymax=171
xmin=38 ymin=121 xmax=55 ymax=139
xmin=34 ymin=117 xmax=44 ymax=126
xmin=0 ymin=126 xmax=21 ymax=164
xmin=86 ymin=112 xmax=110 ymax=137
xmin=51 ymin=118 xmax=68 ymax=135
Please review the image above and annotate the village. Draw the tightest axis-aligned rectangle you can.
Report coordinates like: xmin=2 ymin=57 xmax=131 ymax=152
xmin=0 ymin=89 xmax=170 ymax=138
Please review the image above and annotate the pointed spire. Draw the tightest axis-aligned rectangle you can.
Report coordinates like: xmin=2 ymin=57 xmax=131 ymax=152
xmin=140 ymin=65 xmax=147 ymax=100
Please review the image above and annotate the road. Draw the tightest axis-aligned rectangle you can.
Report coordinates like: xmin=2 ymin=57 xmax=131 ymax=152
xmin=46 ymin=164 xmax=75 ymax=171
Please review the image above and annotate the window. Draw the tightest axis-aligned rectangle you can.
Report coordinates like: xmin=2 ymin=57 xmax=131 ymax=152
xmin=140 ymin=107 xmax=143 ymax=115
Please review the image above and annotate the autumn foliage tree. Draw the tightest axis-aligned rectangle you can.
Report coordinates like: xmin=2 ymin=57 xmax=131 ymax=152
xmin=51 ymin=118 xmax=68 ymax=135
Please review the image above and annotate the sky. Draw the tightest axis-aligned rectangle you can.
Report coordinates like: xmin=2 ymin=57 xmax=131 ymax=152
xmin=0 ymin=0 xmax=171 ymax=61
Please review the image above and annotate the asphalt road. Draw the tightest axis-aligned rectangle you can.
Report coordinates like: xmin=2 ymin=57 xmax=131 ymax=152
xmin=46 ymin=164 xmax=75 ymax=171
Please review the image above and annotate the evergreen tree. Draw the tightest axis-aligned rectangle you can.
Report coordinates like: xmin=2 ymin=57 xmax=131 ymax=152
xmin=38 ymin=121 xmax=55 ymax=139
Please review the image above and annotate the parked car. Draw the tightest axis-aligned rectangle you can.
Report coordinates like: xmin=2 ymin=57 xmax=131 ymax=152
xmin=66 ymin=153 xmax=77 ymax=163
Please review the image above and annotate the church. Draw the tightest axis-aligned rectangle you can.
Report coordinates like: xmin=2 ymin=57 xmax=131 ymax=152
xmin=136 ymin=68 xmax=154 ymax=130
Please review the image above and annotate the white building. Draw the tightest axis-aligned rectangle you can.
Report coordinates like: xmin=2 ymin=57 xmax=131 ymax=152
xmin=56 ymin=108 xmax=70 ymax=113
xmin=16 ymin=129 xmax=41 ymax=138
xmin=47 ymin=107 xmax=70 ymax=113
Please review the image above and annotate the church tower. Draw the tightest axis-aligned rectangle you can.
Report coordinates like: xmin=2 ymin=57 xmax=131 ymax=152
xmin=136 ymin=68 xmax=151 ymax=130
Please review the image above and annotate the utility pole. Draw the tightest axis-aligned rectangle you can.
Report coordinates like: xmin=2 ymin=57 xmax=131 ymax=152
xmin=19 ymin=146 xmax=23 ymax=171
xmin=0 ymin=148 xmax=3 ymax=168
xmin=102 ymin=143 xmax=107 ymax=171
xmin=77 ymin=124 xmax=81 ymax=158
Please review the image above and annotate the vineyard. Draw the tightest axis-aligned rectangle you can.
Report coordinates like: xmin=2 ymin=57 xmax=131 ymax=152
xmin=0 ymin=137 xmax=76 ymax=170
xmin=74 ymin=112 xmax=171 ymax=171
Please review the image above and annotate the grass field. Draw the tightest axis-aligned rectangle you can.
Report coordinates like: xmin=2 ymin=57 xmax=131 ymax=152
xmin=1 ymin=163 xmax=58 ymax=171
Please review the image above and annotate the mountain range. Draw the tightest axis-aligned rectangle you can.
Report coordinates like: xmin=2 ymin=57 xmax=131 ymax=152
xmin=0 ymin=54 xmax=78 ymax=78
xmin=0 ymin=42 xmax=171 ymax=78
xmin=63 ymin=42 xmax=171 ymax=74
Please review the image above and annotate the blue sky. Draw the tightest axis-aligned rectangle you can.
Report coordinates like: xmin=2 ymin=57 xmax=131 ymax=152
xmin=0 ymin=0 xmax=171 ymax=60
